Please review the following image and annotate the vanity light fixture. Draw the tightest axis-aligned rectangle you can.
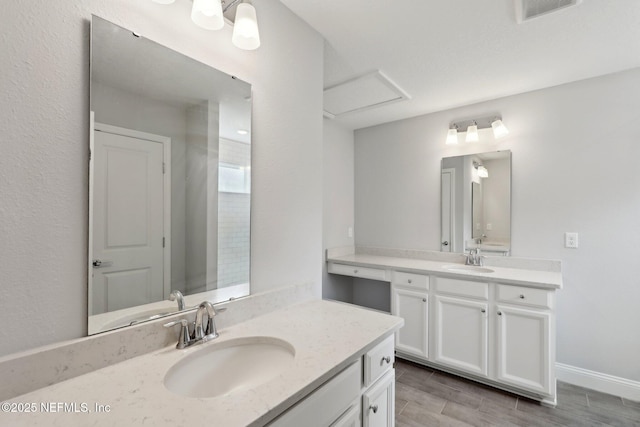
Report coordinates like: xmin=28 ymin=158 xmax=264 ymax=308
xmin=491 ymin=118 xmax=509 ymax=139
xmin=465 ymin=121 xmax=479 ymax=143
xmin=446 ymin=114 xmax=509 ymax=145
xmin=232 ymin=1 xmax=261 ymax=50
xmin=192 ymin=0 xmax=225 ymax=30
xmin=152 ymin=0 xmax=261 ymax=50
xmin=473 ymin=161 xmax=489 ymax=178
xmin=446 ymin=125 xmax=459 ymax=145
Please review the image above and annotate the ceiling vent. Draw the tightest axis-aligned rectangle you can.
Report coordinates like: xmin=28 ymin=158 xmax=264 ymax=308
xmin=516 ymin=0 xmax=582 ymax=23
xmin=323 ymin=70 xmax=410 ymax=119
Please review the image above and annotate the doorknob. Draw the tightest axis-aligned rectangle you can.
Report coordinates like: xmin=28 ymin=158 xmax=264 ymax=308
xmin=442 ymin=241 xmax=449 ymax=246
xmin=92 ymin=259 xmax=113 ymax=268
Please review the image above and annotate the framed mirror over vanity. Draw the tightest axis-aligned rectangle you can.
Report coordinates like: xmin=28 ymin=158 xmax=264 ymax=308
xmin=88 ymin=16 xmax=252 ymax=334
xmin=441 ymin=150 xmax=511 ymax=255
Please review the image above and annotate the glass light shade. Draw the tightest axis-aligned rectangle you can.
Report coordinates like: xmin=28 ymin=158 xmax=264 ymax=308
xmin=191 ymin=0 xmax=224 ymax=31
xmin=232 ymin=3 xmax=261 ymax=50
xmin=465 ymin=124 xmax=479 ymax=142
xmin=446 ymin=128 xmax=458 ymax=145
xmin=478 ymin=166 xmax=489 ymax=178
xmin=491 ymin=119 xmax=509 ymax=139
xmin=152 ymin=0 xmax=175 ymax=4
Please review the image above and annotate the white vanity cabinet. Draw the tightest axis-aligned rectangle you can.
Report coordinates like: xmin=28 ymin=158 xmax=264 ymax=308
xmin=391 ymin=271 xmax=429 ymax=359
xmin=363 ymin=335 xmax=395 ymax=427
xmin=433 ymin=277 xmax=489 ymax=376
xmin=326 ymin=251 xmax=560 ymax=405
xmin=495 ymin=284 xmax=554 ymax=396
xmin=269 ymin=334 xmax=396 ymax=427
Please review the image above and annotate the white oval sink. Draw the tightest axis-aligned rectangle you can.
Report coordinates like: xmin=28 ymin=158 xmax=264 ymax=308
xmin=442 ymin=264 xmax=495 ymax=274
xmin=164 ymin=336 xmax=295 ymax=398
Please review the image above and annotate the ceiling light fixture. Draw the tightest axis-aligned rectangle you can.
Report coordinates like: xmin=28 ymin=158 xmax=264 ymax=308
xmin=446 ymin=115 xmax=509 ymax=145
xmin=152 ymin=0 xmax=260 ymax=50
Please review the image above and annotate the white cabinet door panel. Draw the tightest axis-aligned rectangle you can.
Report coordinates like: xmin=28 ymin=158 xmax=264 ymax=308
xmin=496 ymin=305 xmax=551 ymax=395
xmin=392 ymin=287 xmax=428 ymax=359
xmin=434 ymin=295 xmax=488 ymax=376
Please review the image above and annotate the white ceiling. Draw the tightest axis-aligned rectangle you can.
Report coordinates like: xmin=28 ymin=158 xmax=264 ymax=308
xmin=279 ymin=0 xmax=640 ymax=130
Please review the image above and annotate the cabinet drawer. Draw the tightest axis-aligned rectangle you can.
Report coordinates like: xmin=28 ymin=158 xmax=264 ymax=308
xmin=364 ymin=334 xmax=395 ymax=387
xmin=328 ymin=262 xmax=388 ymax=281
xmin=269 ymin=359 xmax=362 ymax=427
xmin=392 ymin=271 xmax=429 ymax=290
xmin=497 ymin=285 xmax=553 ymax=309
xmin=435 ymin=276 xmax=488 ymax=300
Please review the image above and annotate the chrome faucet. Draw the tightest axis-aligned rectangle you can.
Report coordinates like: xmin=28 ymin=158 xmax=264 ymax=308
xmin=465 ymin=248 xmax=484 ymax=266
xmin=169 ymin=290 xmax=185 ymax=311
xmin=193 ymin=301 xmax=220 ymax=342
xmin=163 ymin=301 xmax=226 ymax=349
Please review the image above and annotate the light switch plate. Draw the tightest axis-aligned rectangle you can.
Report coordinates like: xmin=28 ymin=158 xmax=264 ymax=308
xmin=565 ymin=232 xmax=579 ymax=248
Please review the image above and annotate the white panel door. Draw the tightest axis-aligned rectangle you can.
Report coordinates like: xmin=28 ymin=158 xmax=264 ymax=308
xmin=392 ymin=286 xmax=428 ymax=359
xmin=92 ymin=130 xmax=165 ymax=314
xmin=496 ymin=305 xmax=552 ymax=395
xmin=434 ymin=295 xmax=488 ymax=377
xmin=441 ymin=169 xmax=455 ymax=252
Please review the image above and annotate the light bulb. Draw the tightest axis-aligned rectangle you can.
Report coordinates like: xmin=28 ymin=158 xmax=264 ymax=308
xmin=491 ymin=119 xmax=509 ymax=139
xmin=446 ymin=128 xmax=458 ymax=145
xmin=152 ymin=0 xmax=175 ymax=4
xmin=466 ymin=123 xmax=479 ymax=143
xmin=191 ymin=0 xmax=224 ymax=30
xmin=232 ymin=3 xmax=261 ymax=50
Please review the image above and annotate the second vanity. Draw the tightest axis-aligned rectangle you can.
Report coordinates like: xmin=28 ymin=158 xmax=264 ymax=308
xmin=3 ymin=297 xmax=403 ymax=427
xmin=327 ymin=246 xmax=562 ymax=406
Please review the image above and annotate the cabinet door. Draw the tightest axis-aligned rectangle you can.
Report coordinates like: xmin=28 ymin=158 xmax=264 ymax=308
xmin=392 ymin=287 xmax=428 ymax=359
xmin=363 ymin=370 xmax=395 ymax=427
xmin=496 ymin=305 xmax=551 ymax=395
xmin=434 ymin=295 xmax=488 ymax=377
xmin=331 ymin=400 xmax=361 ymax=427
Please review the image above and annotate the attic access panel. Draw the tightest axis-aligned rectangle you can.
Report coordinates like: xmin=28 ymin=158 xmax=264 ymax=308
xmin=323 ymin=70 xmax=410 ymax=118
xmin=516 ymin=0 xmax=582 ymax=23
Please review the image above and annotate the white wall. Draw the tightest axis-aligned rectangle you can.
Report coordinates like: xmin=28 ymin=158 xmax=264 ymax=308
xmin=322 ymin=119 xmax=355 ymax=302
xmin=354 ymin=67 xmax=640 ymax=382
xmin=0 ymin=0 xmax=323 ymax=357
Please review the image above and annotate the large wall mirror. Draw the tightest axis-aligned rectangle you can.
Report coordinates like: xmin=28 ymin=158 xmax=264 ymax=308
xmin=88 ymin=16 xmax=251 ymax=334
xmin=441 ymin=150 xmax=511 ymax=255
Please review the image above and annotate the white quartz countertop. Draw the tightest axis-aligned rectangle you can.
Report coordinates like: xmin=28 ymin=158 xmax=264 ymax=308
xmin=328 ymin=253 xmax=562 ymax=289
xmin=4 ymin=299 xmax=403 ymax=427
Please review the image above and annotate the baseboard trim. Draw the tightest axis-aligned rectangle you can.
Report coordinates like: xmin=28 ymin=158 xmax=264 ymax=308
xmin=556 ymin=363 xmax=640 ymax=402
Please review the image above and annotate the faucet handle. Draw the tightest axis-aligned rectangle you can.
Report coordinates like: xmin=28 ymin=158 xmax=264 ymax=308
xmin=164 ymin=319 xmax=191 ymax=349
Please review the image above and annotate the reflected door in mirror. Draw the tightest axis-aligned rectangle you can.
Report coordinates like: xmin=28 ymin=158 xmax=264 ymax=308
xmin=92 ymin=126 xmax=170 ymax=314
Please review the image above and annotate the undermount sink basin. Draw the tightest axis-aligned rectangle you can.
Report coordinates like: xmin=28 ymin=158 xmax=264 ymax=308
xmin=442 ymin=264 xmax=495 ymax=274
xmin=164 ymin=336 xmax=295 ymax=398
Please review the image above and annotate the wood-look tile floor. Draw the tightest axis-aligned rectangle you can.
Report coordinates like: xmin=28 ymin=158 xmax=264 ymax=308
xmin=395 ymin=358 xmax=640 ymax=427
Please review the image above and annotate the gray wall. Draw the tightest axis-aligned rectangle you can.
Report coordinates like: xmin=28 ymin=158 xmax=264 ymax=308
xmin=0 ymin=0 xmax=323 ymax=357
xmin=322 ymin=119 xmax=355 ymax=302
xmin=354 ymin=67 xmax=640 ymax=382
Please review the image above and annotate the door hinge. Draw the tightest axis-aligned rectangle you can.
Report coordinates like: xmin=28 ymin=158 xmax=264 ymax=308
xmin=163 ymin=162 xmax=166 ymax=174
xmin=163 ymin=237 xmax=165 ymax=248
